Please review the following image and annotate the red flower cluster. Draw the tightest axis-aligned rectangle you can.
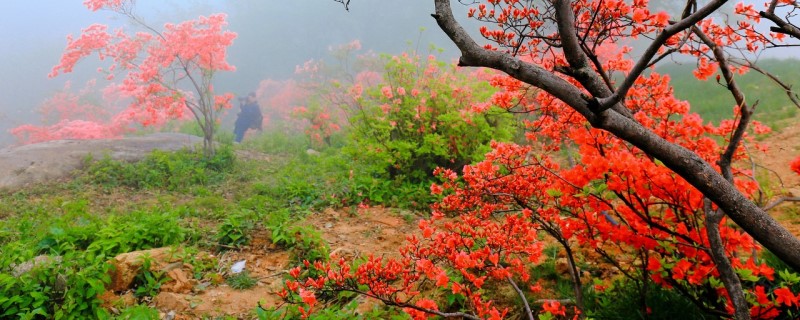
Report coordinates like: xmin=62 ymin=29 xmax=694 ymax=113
xmin=281 ymin=1 xmax=799 ymax=319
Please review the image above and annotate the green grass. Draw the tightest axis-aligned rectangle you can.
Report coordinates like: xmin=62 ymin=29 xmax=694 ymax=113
xmin=0 ymin=130 xmax=432 ymax=318
xmin=226 ymin=271 xmax=258 ymax=290
xmin=657 ymin=58 xmax=800 ymax=129
xmin=0 ymin=146 xmax=332 ymax=319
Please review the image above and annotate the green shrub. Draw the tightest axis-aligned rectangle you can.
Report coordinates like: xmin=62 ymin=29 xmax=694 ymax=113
xmin=217 ymin=210 xmax=256 ymax=248
xmin=0 ymin=254 xmax=110 ymax=319
xmin=84 ymin=209 xmax=185 ymax=258
xmin=0 ymin=201 xmax=190 ymax=319
xmin=132 ymin=255 xmax=166 ymax=298
xmin=242 ymin=129 xmax=310 ymax=155
xmin=258 ymin=299 xmax=410 ymax=320
xmin=344 ymin=52 xmax=517 ymax=182
xmin=31 ymin=205 xmax=184 ymax=259
xmin=265 ymin=209 xmax=329 ymax=263
xmin=84 ymin=147 xmax=235 ymax=191
xmin=584 ymin=279 xmax=716 ymax=320
xmin=254 ymin=150 xmax=436 ymax=210
xmin=34 ymin=200 xmax=102 ymax=254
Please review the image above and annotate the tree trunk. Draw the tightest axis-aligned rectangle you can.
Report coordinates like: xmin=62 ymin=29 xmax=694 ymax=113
xmin=203 ymin=121 xmax=215 ymax=157
xmin=705 ymin=200 xmax=751 ymax=320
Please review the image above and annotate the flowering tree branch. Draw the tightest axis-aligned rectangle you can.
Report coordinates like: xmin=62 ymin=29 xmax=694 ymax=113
xmin=760 ymin=0 xmax=800 ymax=40
xmin=432 ymin=0 xmax=800 ymax=273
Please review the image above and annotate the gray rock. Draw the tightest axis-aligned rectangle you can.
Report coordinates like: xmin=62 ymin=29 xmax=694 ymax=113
xmin=11 ymin=255 xmax=63 ymax=277
xmin=0 ymin=133 xmax=203 ymax=190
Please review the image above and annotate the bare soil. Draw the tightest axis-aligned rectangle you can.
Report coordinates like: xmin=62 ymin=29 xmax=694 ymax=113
xmin=754 ymin=123 xmax=800 ymax=235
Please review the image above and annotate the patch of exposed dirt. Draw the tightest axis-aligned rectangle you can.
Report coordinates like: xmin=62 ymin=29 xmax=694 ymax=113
xmin=754 ymin=123 xmax=800 ymax=236
xmin=755 ymin=123 xmax=800 ymax=194
xmin=100 ymin=207 xmax=422 ymax=318
xmin=153 ymin=231 xmax=291 ymax=319
xmin=308 ymin=206 xmax=419 ymax=260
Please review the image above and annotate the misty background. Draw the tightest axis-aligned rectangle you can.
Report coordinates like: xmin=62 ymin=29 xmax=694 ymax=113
xmin=0 ymin=1 xmax=795 ymax=148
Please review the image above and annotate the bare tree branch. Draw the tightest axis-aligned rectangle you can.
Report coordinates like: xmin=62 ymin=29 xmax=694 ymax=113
xmin=595 ymin=0 xmax=730 ymax=112
xmin=431 ymin=1 xmax=598 ymax=123
xmin=507 ymin=277 xmax=535 ymax=320
xmin=763 ymin=196 xmax=800 ymax=211
xmin=553 ymin=0 xmax=613 ymax=100
xmin=740 ymin=60 xmax=800 ymax=109
xmin=704 ymin=199 xmax=750 ymax=320
xmin=689 ymin=28 xmax=752 ymax=317
xmin=760 ymin=1 xmax=800 ymax=40
xmin=332 ymin=0 xmax=351 ymax=11
xmin=690 ymin=27 xmax=753 ymax=182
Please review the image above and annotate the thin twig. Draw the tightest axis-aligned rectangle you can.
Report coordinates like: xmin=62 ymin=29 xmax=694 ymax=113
xmin=507 ymin=277 xmax=535 ymax=320
xmin=763 ymin=197 xmax=800 ymax=211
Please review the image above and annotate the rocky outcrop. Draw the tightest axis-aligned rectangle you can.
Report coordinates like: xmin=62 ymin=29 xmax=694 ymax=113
xmin=0 ymin=133 xmax=203 ymax=190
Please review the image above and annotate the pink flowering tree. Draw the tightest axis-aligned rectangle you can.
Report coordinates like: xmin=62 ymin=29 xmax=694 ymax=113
xmin=10 ymin=80 xmax=126 ymax=144
xmin=49 ymin=0 xmax=237 ymax=156
xmin=289 ymin=40 xmax=375 ymax=148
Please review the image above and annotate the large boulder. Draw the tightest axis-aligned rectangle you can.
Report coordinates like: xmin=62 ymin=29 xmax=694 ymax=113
xmin=0 ymin=133 xmax=203 ymax=190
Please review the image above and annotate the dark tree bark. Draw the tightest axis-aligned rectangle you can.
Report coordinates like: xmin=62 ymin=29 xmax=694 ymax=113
xmin=692 ymin=25 xmax=752 ymax=320
xmin=760 ymin=0 xmax=800 ymax=40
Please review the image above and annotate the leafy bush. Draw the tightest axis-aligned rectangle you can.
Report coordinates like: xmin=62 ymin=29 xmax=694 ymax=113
xmin=84 ymin=147 xmax=235 ymax=191
xmin=34 ymin=208 xmax=186 ymax=258
xmin=0 ymin=254 xmax=110 ymax=319
xmin=252 ymin=150 xmax=436 ymax=210
xmin=583 ymin=280 xmax=716 ymax=320
xmin=258 ymin=299 xmax=410 ymax=320
xmin=0 ymin=203 xmax=186 ymax=319
xmin=343 ymin=52 xmax=517 ymax=182
xmin=217 ymin=210 xmax=256 ymax=248
xmin=132 ymin=255 xmax=166 ymax=298
xmin=265 ymin=209 xmax=329 ymax=263
xmin=242 ymin=129 xmax=310 ymax=155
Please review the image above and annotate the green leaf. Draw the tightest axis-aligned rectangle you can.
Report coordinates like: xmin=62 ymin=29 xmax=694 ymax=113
xmin=735 ymin=268 xmax=759 ymax=282
xmin=779 ymin=269 xmax=800 ymax=284
xmin=545 ymin=189 xmax=562 ymax=198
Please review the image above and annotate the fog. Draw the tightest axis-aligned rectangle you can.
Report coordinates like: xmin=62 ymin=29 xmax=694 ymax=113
xmin=0 ymin=1 xmax=795 ymax=148
xmin=0 ymin=1 xmax=483 ymax=147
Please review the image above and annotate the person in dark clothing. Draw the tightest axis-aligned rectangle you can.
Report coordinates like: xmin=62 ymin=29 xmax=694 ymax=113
xmin=233 ymin=92 xmax=263 ymax=143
